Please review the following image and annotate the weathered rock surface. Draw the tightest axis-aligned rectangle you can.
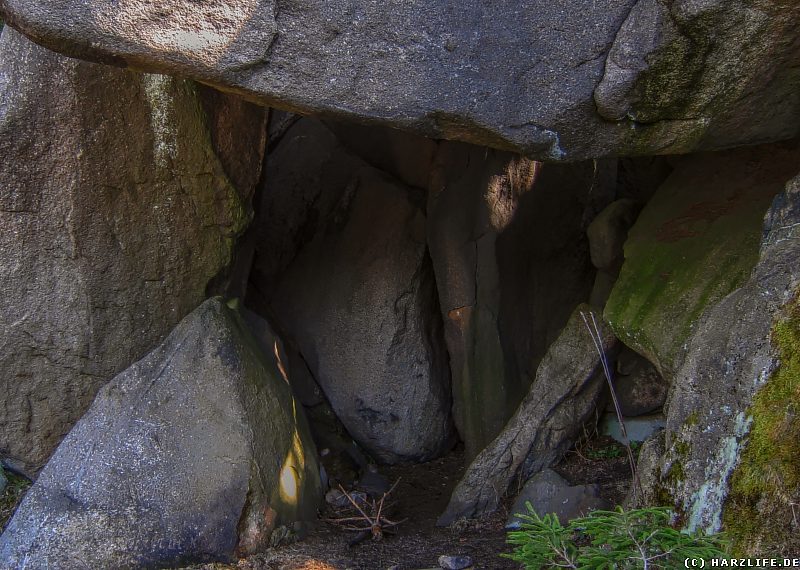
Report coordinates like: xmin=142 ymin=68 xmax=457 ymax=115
xmin=506 ymin=468 xmax=609 ymax=529
xmin=3 ymin=0 xmax=799 ymax=158
xmin=635 ymin=174 xmax=800 ymax=544
xmin=605 ymin=142 xmax=800 ymax=378
xmin=0 ymin=30 xmax=266 ymax=476
xmin=588 ymin=199 xmax=640 ymax=273
xmin=595 ymin=0 xmax=800 ymax=151
xmin=243 ymin=305 xmax=357 ymax=476
xmin=428 ymin=145 xmax=604 ymax=458
xmin=0 ymin=298 xmax=321 ymax=568
xmin=248 ymin=118 xmax=454 ymax=463
xmin=438 ymin=305 xmax=618 ymax=525
xmin=601 ymin=411 xmax=665 ymax=444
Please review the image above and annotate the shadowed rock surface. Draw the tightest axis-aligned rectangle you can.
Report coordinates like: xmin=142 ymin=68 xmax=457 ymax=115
xmin=3 ymin=0 xmax=799 ymax=158
xmin=506 ymin=468 xmax=609 ymax=529
xmin=0 ymin=298 xmax=321 ymax=568
xmin=427 ymin=145 xmax=605 ymax=458
xmin=605 ymin=142 xmax=800 ymax=378
xmin=636 ymin=173 xmax=800 ymax=541
xmin=0 ymin=29 xmax=266 ymax=476
xmin=438 ymin=305 xmax=617 ymax=525
xmin=611 ymin=347 xmax=666 ymax=417
xmin=248 ymin=118 xmax=454 ymax=464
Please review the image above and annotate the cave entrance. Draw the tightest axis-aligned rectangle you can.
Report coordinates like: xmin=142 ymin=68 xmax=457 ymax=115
xmin=223 ymin=109 xmax=679 ymax=565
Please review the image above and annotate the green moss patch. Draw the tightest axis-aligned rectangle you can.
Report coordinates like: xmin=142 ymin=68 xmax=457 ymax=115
xmin=605 ymin=146 xmax=799 ymax=375
xmin=723 ymin=292 xmax=800 ymax=555
xmin=1 ymin=471 xmax=31 ymax=532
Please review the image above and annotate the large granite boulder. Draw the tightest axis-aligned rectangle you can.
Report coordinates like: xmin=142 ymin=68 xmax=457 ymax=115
xmin=248 ymin=118 xmax=454 ymax=464
xmin=635 ymin=174 xmax=800 ymax=554
xmin=595 ymin=0 xmax=800 ymax=152
xmin=0 ymin=30 xmax=266 ymax=476
xmin=0 ymin=298 xmax=321 ymax=568
xmin=605 ymin=142 xmax=800 ymax=378
xmin=427 ymin=144 xmax=606 ymax=458
xmin=3 ymin=0 xmax=799 ymax=159
xmin=438 ymin=305 xmax=618 ymax=525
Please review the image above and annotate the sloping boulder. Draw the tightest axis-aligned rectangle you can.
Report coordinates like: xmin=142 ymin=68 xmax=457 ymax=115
xmin=248 ymin=118 xmax=454 ymax=463
xmin=438 ymin=305 xmax=617 ymax=525
xmin=636 ymin=174 xmax=800 ymax=552
xmin=3 ymin=0 xmax=799 ymax=158
xmin=605 ymin=142 xmax=800 ymax=377
xmin=0 ymin=30 xmax=265 ymax=475
xmin=0 ymin=298 xmax=321 ymax=568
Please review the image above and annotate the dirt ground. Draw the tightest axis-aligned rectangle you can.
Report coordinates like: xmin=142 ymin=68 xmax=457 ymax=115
xmin=189 ymin=448 xmax=519 ymax=570
xmin=186 ymin=436 xmax=634 ymax=570
xmin=0 ymin=436 xmax=633 ymax=570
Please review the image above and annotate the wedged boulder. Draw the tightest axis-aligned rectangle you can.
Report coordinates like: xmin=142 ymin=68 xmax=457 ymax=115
xmin=4 ymin=0 xmax=799 ymax=158
xmin=427 ymin=143 xmax=606 ymax=458
xmin=438 ymin=305 xmax=618 ymax=525
xmin=587 ymin=199 xmax=640 ymax=308
xmin=636 ymin=174 xmax=800 ymax=552
xmin=604 ymin=142 xmax=800 ymax=378
xmin=248 ymin=118 xmax=454 ymax=463
xmin=609 ymin=347 xmax=666 ymax=417
xmin=0 ymin=298 xmax=322 ymax=568
xmin=0 ymin=30 xmax=266 ymax=476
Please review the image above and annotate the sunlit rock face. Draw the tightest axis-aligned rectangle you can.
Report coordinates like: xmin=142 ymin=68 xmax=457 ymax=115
xmin=0 ymin=29 xmax=266 ymax=476
xmin=0 ymin=298 xmax=321 ymax=568
xmin=3 ymin=0 xmax=799 ymax=158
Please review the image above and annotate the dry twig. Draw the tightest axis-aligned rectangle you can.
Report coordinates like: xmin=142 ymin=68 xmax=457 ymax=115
xmin=324 ymin=479 xmax=406 ymax=545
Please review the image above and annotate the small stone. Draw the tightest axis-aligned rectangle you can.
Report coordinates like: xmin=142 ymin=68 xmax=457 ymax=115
xmin=325 ymin=488 xmax=367 ymax=509
xmin=438 ymin=554 xmax=473 ymax=570
xmin=506 ymin=469 xmax=609 ymax=529
xmin=325 ymin=488 xmax=345 ymax=506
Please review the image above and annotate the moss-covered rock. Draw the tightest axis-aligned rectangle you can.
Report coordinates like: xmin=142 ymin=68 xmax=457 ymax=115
xmin=723 ymin=291 xmax=800 ymax=555
xmin=633 ymin=167 xmax=800 ymax=553
xmin=605 ymin=143 xmax=800 ymax=377
xmin=595 ymin=0 xmax=800 ymax=153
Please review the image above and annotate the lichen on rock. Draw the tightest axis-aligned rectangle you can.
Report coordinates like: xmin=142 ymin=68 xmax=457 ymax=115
xmin=632 ymin=166 xmax=800 ymax=553
xmin=723 ymin=291 xmax=800 ymax=555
